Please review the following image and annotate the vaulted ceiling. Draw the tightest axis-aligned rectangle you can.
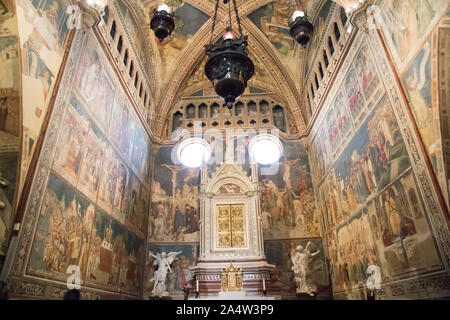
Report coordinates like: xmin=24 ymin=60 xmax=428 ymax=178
xmin=134 ymin=0 xmax=338 ymax=137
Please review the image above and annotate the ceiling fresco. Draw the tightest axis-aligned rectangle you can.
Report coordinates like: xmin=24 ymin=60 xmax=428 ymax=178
xmin=143 ymin=0 xmax=210 ymax=86
xmin=130 ymin=0 xmax=338 ymax=136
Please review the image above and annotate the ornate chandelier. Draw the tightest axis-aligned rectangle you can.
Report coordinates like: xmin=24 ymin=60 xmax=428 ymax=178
xmin=204 ymin=0 xmax=254 ymax=109
xmin=288 ymin=0 xmax=314 ymax=48
xmin=150 ymin=3 xmax=175 ymax=42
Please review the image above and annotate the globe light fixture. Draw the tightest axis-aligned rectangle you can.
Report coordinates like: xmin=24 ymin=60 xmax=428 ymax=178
xmin=204 ymin=0 xmax=255 ymax=110
xmin=334 ymin=0 xmax=366 ymax=15
xmin=249 ymin=134 xmax=283 ymax=165
xmin=177 ymin=138 xmax=211 ymax=168
xmin=288 ymin=1 xmax=314 ymax=48
xmin=150 ymin=3 xmax=175 ymax=42
xmin=83 ymin=0 xmax=110 ymax=14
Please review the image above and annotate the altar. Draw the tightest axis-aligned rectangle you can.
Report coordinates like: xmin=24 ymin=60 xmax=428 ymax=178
xmin=190 ymin=160 xmax=277 ymax=298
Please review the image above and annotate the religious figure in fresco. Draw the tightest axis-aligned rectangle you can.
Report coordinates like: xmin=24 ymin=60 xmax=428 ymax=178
xmin=404 ymin=43 xmax=435 ymax=159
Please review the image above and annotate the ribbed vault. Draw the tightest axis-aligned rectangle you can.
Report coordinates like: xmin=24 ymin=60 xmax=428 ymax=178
xmin=133 ymin=0 xmax=337 ymax=138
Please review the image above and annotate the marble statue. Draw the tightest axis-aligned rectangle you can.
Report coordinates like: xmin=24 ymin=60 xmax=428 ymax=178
xmin=291 ymin=241 xmax=320 ymax=296
xmin=149 ymin=251 xmax=182 ymax=297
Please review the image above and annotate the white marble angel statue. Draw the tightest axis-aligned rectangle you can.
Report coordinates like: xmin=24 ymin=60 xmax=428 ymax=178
xmin=291 ymin=241 xmax=320 ymax=296
xmin=149 ymin=251 xmax=182 ymax=297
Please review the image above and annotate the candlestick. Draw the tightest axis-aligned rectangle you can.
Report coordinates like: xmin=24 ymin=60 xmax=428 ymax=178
xmin=196 ymin=279 xmax=199 ymax=292
xmin=263 ymin=278 xmax=266 ymax=290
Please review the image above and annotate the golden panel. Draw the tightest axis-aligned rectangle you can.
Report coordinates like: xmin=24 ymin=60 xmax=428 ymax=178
xmin=216 ymin=204 xmax=246 ymax=248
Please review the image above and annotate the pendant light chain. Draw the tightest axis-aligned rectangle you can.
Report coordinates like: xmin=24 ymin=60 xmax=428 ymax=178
xmin=232 ymin=0 xmax=243 ymax=37
xmin=209 ymin=0 xmax=221 ymax=45
xmin=228 ymin=0 xmax=233 ymax=31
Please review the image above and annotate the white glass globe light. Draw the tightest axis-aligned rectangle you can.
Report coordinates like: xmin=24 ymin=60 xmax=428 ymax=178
xmin=249 ymin=134 xmax=283 ymax=165
xmin=177 ymin=138 xmax=211 ymax=168
xmin=292 ymin=10 xmax=305 ymax=21
xmin=157 ymin=4 xmax=171 ymax=13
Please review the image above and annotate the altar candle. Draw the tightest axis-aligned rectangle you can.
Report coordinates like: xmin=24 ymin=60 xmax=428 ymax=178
xmin=263 ymin=278 xmax=266 ymax=290
xmin=196 ymin=279 xmax=199 ymax=292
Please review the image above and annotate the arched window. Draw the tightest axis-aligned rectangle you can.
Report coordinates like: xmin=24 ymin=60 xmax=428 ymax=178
xmin=328 ymin=37 xmax=335 ymax=55
xmin=210 ymin=103 xmax=220 ymax=118
xmin=323 ymin=50 xmax=329 ymax=67
xmin=259 ymin=100 xmax=269 ymax=115
xmin=272 ymin=105 xmax=287 ymax=133
xmin=117 ymin=36 xmax=123 ymax=53
xmin=172 ymin=111 xmax=183 ymax=132
xmin=110 ymin=21 xmax=117 ymax=39
xmin=186 ymin=104 xmax=196 ymax=119
xmin=340 ymin=7 xmax=348 ymax=26
xmin=103 ymin=6 xmax=110 ymax=23
xmin=235 ymin=101 xmax=244 ymax=117
xmin=334 ymin=22 xmax=341 ymax=41
xmin=123 ymin=49 xmax=129 ymax=65
xmin=247 ymin=101 xmax=257 ymax=116
xmin=198 ymin=103 xmax=207 ymax=118
xmin=129 ymin=61 xmax=134 ymax=77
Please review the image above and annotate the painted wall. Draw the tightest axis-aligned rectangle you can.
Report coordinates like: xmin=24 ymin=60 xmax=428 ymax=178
xmin=16 ymin=0 xmax=73 ymax=195
xmin=310 ymin=10 xmax=450 ymax=298
xmin=7 ymin=29 xmax=152 ymax=299
xmin=375 ymin=0 xmax=449 ymax=205
xmin=0 ymin=0 xmax=20 ymax=267
xmin=147 ymin=135 xmax=322 ymax=297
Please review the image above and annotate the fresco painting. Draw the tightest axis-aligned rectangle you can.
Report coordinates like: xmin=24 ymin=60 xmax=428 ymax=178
xmin=0 ymin=154 xmax=18 ymax=256
xmin=27 ymin=174 xmax=95 ymax=282
xmin=146 ymin=1 xmax=209 ymax=84
xmin=0 ymin=17 xmax=21 ymax=259
xmin=367 ymin=172 xmax=442 ymax=280
xmin=321 ymin=95 xmax=411 ymax=230
xmin=85 ymin=209 xmax=124 ymax=291
xmin=313 ymin=31 xmax=445 ymax=295
xmin=150 ymin=146 xmax=200 ymax=243
xmin=127 ymin=174 xmax=149 ymax=239
xmin=118 ymin=230 xmax=145 ymax=295
xmin=77 ymin=124 xmax=106 ymax=201
xmin=249 ymin=0 xmax=312 ymax=90
xmin=377 ymin=0 xmax=448 ymax=70
xmin=21 ymin=31 xmax=152 ymax=297
xmin=132 ymin=126 xmax=151 ymax=182
xmin=264 ymin=239 xmax=328 ymax=297
xmin=402 ymin=42 xmax=439 ymax=175
xmin=53 ymin=98 xmax=89 ymax=185
xmin=327 ymin=172 xmax=443 ymax=293
xmin=109 ymin=95 xmax=136 ymax=163
xmin=259 ymin=140 xmax=320 ymax=239
xmin=326 ymin=209 xmax=378 ymax=293
xmin=18 ymin=0 xmax=71 ymax=153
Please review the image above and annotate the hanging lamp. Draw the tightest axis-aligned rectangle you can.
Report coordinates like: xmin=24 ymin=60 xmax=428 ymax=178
xmin=204 ymin=0 xmax=254 ymax=109
xmin=288 ymin=0 xmax=314 ymax=48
